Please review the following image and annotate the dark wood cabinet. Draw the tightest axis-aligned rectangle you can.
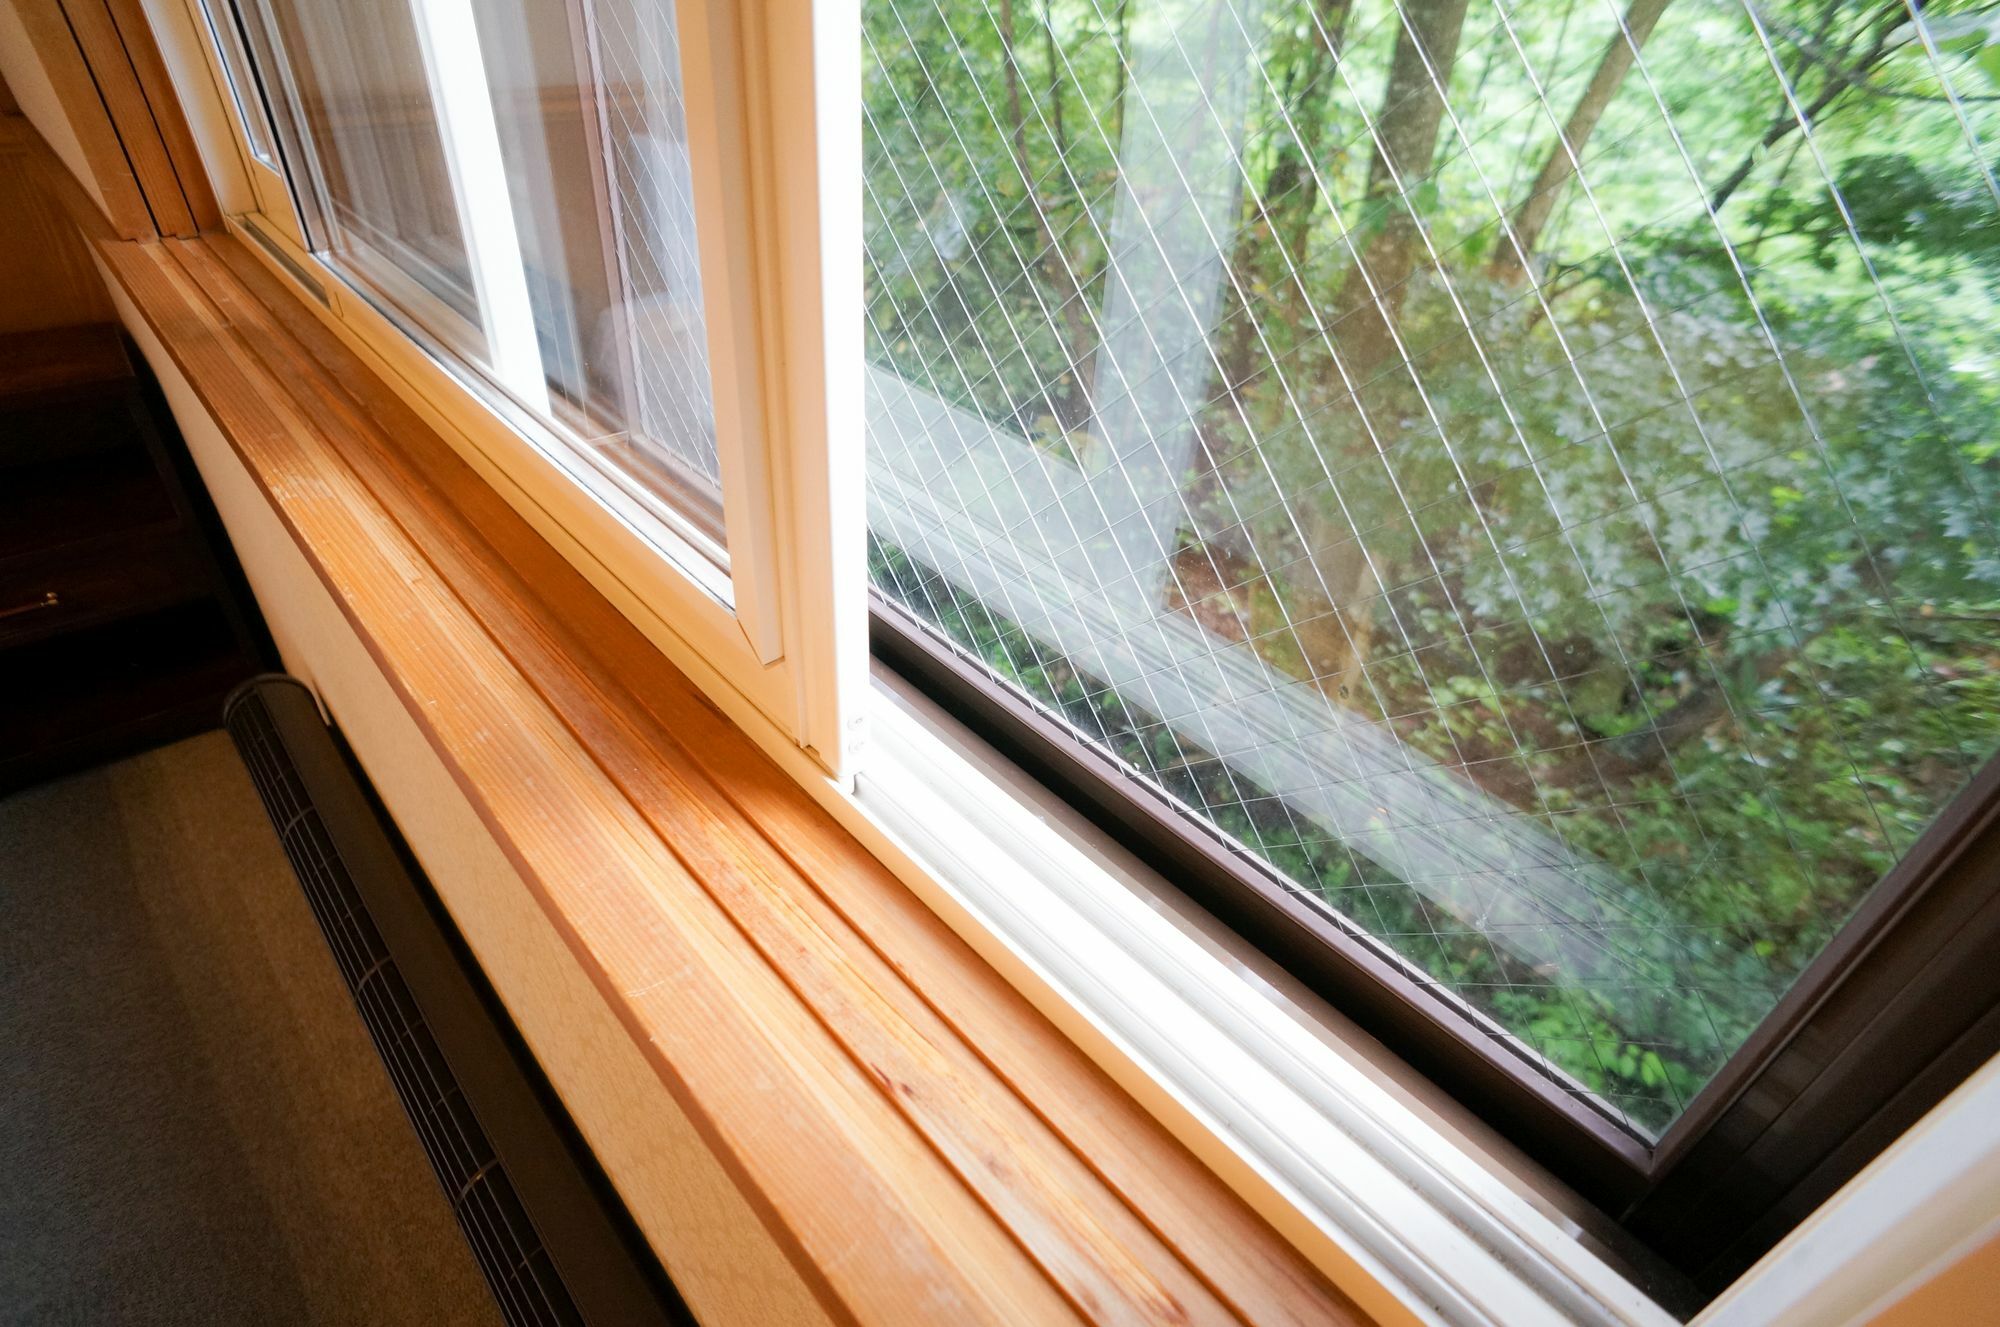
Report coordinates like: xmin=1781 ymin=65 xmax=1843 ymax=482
xmin=0 ymin=324 xmax=270 ymax=792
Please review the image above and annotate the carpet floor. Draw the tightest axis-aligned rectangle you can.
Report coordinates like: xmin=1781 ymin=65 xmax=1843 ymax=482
xmin=0 ymin=731 xmax=503 ymax=1327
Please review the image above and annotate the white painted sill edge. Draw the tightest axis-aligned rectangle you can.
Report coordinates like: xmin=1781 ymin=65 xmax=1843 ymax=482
xmin=844 ymin=669 xmax=2000 ymax=1327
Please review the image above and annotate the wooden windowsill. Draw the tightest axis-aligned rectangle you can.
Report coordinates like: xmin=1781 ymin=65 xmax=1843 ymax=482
xmin=29 ymin=128 xmax=1368 ymax=1324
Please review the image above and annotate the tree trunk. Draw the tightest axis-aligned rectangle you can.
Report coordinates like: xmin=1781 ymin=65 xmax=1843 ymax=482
xmin=1213 ymin=0 xmax=1353 ymax=399
xmin=1299 ymin=0 xmax=1469 ymax=700
xmin=1325 ymin=0 xmax=1469 ymax=386
xmin=1292 ymin=519 xmax=1382 ymax=705
xmin=997 ymin=0 xmax=1095 ymax=388
xmin=1489 ymin=0 xmax=1673 ymax=284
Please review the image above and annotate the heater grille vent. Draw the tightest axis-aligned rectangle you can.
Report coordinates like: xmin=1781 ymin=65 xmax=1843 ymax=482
xmin=228 ymin=685 xmax=584 ymax=1327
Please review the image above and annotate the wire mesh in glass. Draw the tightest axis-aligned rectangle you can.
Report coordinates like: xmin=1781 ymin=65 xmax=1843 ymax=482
xmin=863 ymin=0 xmax=2000 ymax=1134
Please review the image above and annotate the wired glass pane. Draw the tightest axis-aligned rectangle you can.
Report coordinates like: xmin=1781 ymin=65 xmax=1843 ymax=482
xmin=863 ymin=0 xmax=2000 ymax=1133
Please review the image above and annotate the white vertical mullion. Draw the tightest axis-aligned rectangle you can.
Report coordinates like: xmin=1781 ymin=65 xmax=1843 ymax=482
xmin=773 ymin=0 xmax=865 ymax=777
xmin=674 ymin=0 xmax=784 ymax=667
xmin=408 ymin=0 xmax=549 ymax=414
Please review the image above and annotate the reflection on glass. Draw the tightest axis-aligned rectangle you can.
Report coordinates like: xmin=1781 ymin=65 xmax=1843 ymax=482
xmin=198 ymin=0 xmax=281 ymax=169
xmin=241 ymin=0 xmax=726 ymax=547
xmin=863 ymin=0 xmax=2000 ymax=1133
xmin=468 ymin=0 xmax=725 ymax=535
xmin=242 ymin=0 xmax=487 ymax=329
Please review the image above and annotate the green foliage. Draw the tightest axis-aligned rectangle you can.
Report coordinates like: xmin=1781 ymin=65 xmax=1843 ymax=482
xmin=864 ymin=0 xmax=2000 ymax=1134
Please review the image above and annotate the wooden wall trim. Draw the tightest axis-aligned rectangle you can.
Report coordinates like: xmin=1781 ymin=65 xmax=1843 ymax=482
xmin=10 ymin=0 xmax=154 ymax=237
xmin=36 ymin=104 xmax=1372 ymax=1325
xmin=50 ymin=0 xmax=193 ymax=234
xmin=10 ymin=0 xmax=218 ymax=238
xmin=98 ymin=0 xmax=219 ymax=229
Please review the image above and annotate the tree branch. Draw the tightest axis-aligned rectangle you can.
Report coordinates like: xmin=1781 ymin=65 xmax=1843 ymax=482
xmin=1490 ymin=0 xmax=1673 ymax=283
xmin=1708 ymin=2 xmax=1903 ymax=214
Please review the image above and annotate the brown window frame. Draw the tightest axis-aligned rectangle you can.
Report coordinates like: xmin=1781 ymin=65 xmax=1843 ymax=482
xmin=873 ymin=593 xmax=2000 ymax=1300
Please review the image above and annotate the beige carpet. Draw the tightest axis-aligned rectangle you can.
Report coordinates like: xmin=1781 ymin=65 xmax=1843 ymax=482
xmin=0 ymin=731 xmax=503 ymax=1327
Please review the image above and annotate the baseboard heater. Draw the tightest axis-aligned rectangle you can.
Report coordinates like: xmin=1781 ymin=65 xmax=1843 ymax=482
xmin=224 ymin=675 xmax=693 ymax=1327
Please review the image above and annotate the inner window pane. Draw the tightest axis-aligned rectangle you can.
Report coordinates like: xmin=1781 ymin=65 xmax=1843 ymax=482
xmin=863 ymin=0 xmax=2000 ymax=1135
xmin=197 ymin=0 xmax=280 ymax=169
xmin=240 ymin=0 xmax=727 ymax=550
xmin=242 ymin=0 xmax=487 ymax=334
xmin=470 ymin=0 xmax=728 ymax=542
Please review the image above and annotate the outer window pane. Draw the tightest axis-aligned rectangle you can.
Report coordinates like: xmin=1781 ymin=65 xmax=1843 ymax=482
xmin=863 ymin=0 xmax=2000 ymax=1135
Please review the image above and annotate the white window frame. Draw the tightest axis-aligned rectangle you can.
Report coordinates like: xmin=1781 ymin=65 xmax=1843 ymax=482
xmin=177 ymin=0 xmax=300 ymax=233
xmin=153 ymin=0 xmax=2000 ymax=1320
xmin=171 ymin=0 xmax=864 ymax=773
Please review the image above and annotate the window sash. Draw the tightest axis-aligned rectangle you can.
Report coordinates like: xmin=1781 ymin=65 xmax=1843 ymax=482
xmin=184 ymin=0 xmax=863 ymax=767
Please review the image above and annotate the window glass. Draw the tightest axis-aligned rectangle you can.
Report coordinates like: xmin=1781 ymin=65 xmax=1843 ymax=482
xmin=242 ymin=0 xmax=487 ymax=331
xmin=864 ymin=0 xmax=2000 ymax=1134
xmin=197 ymin=0 xmax=280 ymax=169
xmin=469 ymin=0 xmax=727 ymax=533
xmin=238 ymin=0 xmax=727 ymax=548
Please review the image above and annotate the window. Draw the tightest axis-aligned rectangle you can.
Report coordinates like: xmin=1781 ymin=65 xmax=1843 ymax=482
xmin=196 ymin=0 xmax=279 ymax=169
xmin=190 ymin=0 xmax=2000 ymax=1297
xmin=218 ymin=0 xmax=732 ymax=553
xmin=861 ymin=0 xmax=2000 ymax=1285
